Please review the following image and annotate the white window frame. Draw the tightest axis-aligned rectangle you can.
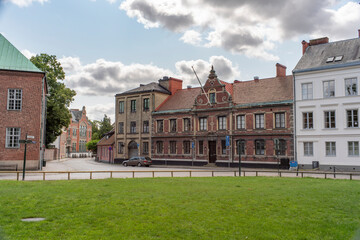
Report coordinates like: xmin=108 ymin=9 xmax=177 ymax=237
xmin=255 ymin=114 xmax=264 ymax=129
xmin=237 ymin=115 xmax=245 ymax=129
xmin=218 ymin=116 xmax=226 ymax=130
xmin=303 ymin=112 xmax=313 ymax=129
xmin=304 ymin=142 xmax=313 ymax=156
xmin=347 ymin=109 xmax=358 ymax=128
xmin=199 ymin=117 xmax=207 ymax=131
xmin=325 ymin=142 xmax=336 ymax=156
xmin=301 ymin=83 xmax=313 ymax=100
xmin=7 ymin=89 xmax=22 ymax=110
xmin=275 ymin=112 xmax=285 ymax=128
xmin=323 ymin=80 xmax=335 ymax=98
xmin=345 ymin=78 xmax=357 ymax=96
xmin=348 ymin=141 xmax=359 ymax=156
xmin=324 ymin=111 xmax=336 ymax=129
xmin=6 ymin=127 xmax=21 ymax=148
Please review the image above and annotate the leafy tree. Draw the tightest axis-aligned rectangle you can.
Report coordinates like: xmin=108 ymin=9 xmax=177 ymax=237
xmin=31 ymin=54 xmax=76 ymax=147
xmin=89 ymin=120 xmax=101 ymax=140
xmin=86 ymin=139 xmax=100 ymax=153
xmin=99 ymin=114 xmax=113 ymax=138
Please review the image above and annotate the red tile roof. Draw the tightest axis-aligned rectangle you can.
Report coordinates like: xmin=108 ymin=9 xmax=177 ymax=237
xmin=97 ymin=131 xmax=115 ymax=146
xmin=155 ymin=87 xmax=201 ymax=111
xmin=220 ymin=80 xmax=233 ymax=95
xmin=232 ymin=75 xmax=293 ymax=105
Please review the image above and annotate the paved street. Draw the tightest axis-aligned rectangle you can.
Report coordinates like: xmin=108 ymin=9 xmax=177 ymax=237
xmin=0 ymin=157 xmax=359 ymax=181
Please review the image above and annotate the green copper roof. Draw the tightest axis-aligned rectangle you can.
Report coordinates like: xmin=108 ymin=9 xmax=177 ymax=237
xmin=0 ymin=34 xmax=42 ymax=73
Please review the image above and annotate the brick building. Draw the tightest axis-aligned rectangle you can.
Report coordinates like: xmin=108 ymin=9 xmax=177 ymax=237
xmin=114 ymin=77 xmax=182 ymax=162
xmin=0 ymin=34 xmax=47 ymax=170
xmin=64 ymin=107 xmax=92 ymax=157
xmin=152 ymin=65 xmax=294 ymax=168
xmin=97 ymin=129 xmax=115 ymax=163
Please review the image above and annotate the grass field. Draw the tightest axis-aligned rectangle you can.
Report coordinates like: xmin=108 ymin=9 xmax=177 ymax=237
xmin=0 ymin=177 xmax=359 ymax=240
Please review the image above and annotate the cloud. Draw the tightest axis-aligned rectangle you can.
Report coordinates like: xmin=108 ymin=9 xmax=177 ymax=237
xmin=86 ymin=103 xmax=115 ymax=122
xmin=6 ymin=0 xmax=48 ymax=7
xmin=118 ymin=0 xmax=360 ymax=60
xmin=21 ymin=49 xmax=36 ymax=59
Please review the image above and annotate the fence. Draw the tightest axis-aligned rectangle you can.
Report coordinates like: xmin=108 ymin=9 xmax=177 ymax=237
xmin=1 ymin=169 xmax=360 ymax=181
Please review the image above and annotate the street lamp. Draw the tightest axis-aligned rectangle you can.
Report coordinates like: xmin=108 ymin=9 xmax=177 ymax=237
xmin=238 ymin=140 xmax=242 ymax=177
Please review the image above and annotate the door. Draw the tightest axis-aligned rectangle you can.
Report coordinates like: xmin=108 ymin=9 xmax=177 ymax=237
xmin=128 ymin=141 xmax=138 ymax=159
xmin=208 ymin=141 xmax=217 ymax=163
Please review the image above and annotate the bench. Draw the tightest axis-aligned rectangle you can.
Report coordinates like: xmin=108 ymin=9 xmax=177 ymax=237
xmin=0 ymin=164 xmax=18 ymax=171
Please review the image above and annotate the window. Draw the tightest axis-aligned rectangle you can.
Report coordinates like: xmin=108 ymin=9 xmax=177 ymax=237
xmin=275 ymin=113 xmax=285 ymax=128
xmin=199 ymin=140 xmax=203 ymax=155
xmin=199 ymin=117 xmax=207 ymax=131
xmin=348 ymin=141 xmax=359 ymax=156
xmin=119 ymin=101 xmax=124 ymax=113
xmin=184 ymin=118 xmax=191 ymax=132
xmin=304 ymin=142 xmax=313 ymax=156
xmin=80 ymin=125 xmax=87 ymax=137
xmin=236 ymin=140 xmax=246 ymax=155
xmin=118 ymin=142 xmax=124 ymax=154
xmin=183 ymin=141 xmax=190 ymax=154
xmin=157 ymin=120 xmax=163 ymax=133
xmin=7 ymin=89 xmax=22 ymax=110
xmin=255 ymin=140 xmax=265 ymax=155
xmin=218 ymin=116 xmax=227 ymax=130
xmin=170 ymin=119 xmax=177 ymax=132
xmin=130 ymin=100 xmax=136 ymax=112
xmin=143 ymin=121 xmax=149 ymax=133
xmin=143 ymin=142 xmax=149 ymax=154
xmin=237 ymin=115 xmax=245 ymax=129
xmin=73 ymin=129 xmax=77 ymax=136
xmin=303 ymin=112 xmax=313 ymax=129
xmin=170 ymin=141 xmax=177 ymax=154
xmin=156 ymin=141 xmax=163 ymax=154
xmin=255 ymin=114 xmax=264 ymax=129
xmin=347 ymin=110 xmax=358 ymax=128
xmin=130 ymin=121 xmax=136 ymax=133
xmin=209 ymin=92 xmax=216 ymax=104
xmin=118 ymin=122 xmax=124 ymax=134
xmin=67 ymin=129 xmax=70 ymax=135
xmin=72 ymin=142 xmax=76 ymax=153
xmin=221 ymin=140 xmax=227 ymax=155
xmin=79 ymin=140 xmax=86 ymax=152
xmin=323 ymin=80 xmax=335 ymax=98
xmin=345 ymin=78 xmax=357 ymax=96
xmin=6 ymin=127 xmax=20 ymax=148
xmin=277 ymin=139 xmax=286 ymax=155
xmin=302 ymin=83 xmax=313 ymax=100
xmin=334 ymin=55 xmax=343 ymax=62
xmin=324 ymin=111 xmax=336 ymax=129
xmin=143 ymin=98 xmax=150 ymax=111
xmin=326 ymin=142 xmax=336 ymax=156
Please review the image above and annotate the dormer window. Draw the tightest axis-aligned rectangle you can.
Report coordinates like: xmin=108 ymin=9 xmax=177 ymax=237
xmin=334 ymin=55 xmax=343 ymax=62
xmin=326 ymin=57 xmax=334 ymax=63
xmin=209 ymin=90 xmax=216 ymax=104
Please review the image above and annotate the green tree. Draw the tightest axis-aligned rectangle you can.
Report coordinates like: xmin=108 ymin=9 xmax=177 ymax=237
xmin=31 ymin=54 xmax=76 ymax=146
xmin=89 ymin=120 xmax=101 ymax=140
xmin=99 ymin=114 xmax=113 ymax=138
xmin=86 ymin=139 xmax=99 ymax=153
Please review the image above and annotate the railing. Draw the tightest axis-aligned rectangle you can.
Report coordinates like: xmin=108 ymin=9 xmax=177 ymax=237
xmin=0 ymin=170 xmax=360 ymax=181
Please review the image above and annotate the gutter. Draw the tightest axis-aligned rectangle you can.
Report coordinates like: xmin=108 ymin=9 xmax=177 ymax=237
xmin=293 ymin=61 xmax=360 ymax=74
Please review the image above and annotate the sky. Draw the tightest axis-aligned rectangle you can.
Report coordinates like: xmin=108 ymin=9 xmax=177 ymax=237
xmin=0 ymin=0 xmax=359 ymax=122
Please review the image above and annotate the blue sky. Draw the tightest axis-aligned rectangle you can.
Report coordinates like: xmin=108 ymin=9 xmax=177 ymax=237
xmin=1 ymin=0 xmax=359 ymax=121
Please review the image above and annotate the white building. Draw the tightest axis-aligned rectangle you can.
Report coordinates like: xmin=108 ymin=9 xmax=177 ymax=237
xmin=293 ymin=32 xmax=360 ymax=171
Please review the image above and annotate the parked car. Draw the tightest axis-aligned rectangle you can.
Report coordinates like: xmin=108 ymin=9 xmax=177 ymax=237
xmin=122 ymin=156 xmax=152 ymax=167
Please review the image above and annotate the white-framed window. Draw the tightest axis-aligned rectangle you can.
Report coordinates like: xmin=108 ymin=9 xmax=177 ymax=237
xmin=345 ymin=78 xmax=357 ymax=96
xmin=218 ymin=116 xmax=226 ymax=130
xmin=347 ymin=109 xmax=358 ymax=128
xmin=303 ymin=112 xmax=313 ymax=129
xmin=325 ymin=142 xmax=336 ymax=156
xmin=348 ymin=141 xmax=359 ymax=156
xmin=183 ymin=118 xmax=191 ymax=132
xmin=302 ymin=83 xmax=313 ymax=100
xmin=143 ymin=121 xmax=149 ymax=133
xmin=6 ymin=127 xmax=21 ymax=148
xmin=143 ymin=98 xmax=150 ymax=111
xmin=255 ymin=139 xmax=265 ymax=155
xmin=199 ymin=117 xmax=207 ymax=131
xmin=7 ymin=89 xmax=22 ymax=110
xmin=170 ymin=119 xmax=177 ymax=132
xmin=324 ymin=111 xmax=336 ymax=129
xmin=255 ymin=114 xmax=264 ymax=129
xmin=275 ymin=113 xmax=285 ymax=128
xmin=236 ymin=115 xmax=245 ymax=129
xmin=304 ymin=142 xmax=313 ymax=156
xmin=323 ymin=80 xmax=335 ymax=98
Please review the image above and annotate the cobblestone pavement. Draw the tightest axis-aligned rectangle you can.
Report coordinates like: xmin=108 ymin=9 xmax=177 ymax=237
xmin=0 ymin=157 xmax=359 ymax=181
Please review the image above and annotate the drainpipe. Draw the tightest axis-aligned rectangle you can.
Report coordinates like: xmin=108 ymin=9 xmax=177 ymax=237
xmin=292 ymin=72 xmax=297 ymax=164
xmin=39 ymin=75 xmax=47 ymax=170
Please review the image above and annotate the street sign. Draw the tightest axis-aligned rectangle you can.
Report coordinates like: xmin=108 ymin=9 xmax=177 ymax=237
xmin=225 ymin=136 xmax=230 ymax=146
xmin=109 ymin=147 xmax=112 ymax=151
xmin=19 ymin=140 xmax=34 ymax=144
xmin=192 ymin=142 xmax=195 ymax=149
xmin=27 ymin=135 xmax=35 ymax=139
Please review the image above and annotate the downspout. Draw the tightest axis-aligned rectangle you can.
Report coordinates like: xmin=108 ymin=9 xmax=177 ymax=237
xmin=292 ymin=72 xmax=297 ymax=163
xmin=39 ymin=75 xmax=47 ymax=170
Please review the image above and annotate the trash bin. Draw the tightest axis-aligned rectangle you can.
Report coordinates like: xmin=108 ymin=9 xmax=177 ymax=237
xmin=312 ymin=161 xmax=319 ymax=169
xmin=42 ymin=160 xmax=46 ymax=167
xmin=280 ymin=158 xmax=290 ymax=169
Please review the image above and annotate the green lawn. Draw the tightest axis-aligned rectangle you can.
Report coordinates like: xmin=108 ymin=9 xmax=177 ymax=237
xmin=0 ymin=177 xmax=359 ymax=240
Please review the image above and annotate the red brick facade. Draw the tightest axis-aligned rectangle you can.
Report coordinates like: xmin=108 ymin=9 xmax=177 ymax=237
xmin=0 ymin=70 xmax=47 ymax=169
xmin=152 ymin=66 xmax=294 ymax=168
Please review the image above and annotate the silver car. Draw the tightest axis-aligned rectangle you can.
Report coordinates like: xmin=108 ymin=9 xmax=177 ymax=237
xmin=122 ymin=156 xmax=152 ymax=167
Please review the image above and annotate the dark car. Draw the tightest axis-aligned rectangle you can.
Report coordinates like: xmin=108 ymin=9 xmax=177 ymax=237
xmin=122 ymin=156 xmax=152 ymax=167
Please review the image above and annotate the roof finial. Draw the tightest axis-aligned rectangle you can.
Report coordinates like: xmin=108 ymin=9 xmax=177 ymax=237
xmin=209 ymin=65 xmax=217 ymax=79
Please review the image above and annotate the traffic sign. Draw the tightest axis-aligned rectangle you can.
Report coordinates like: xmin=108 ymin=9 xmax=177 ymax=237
xmin=192 ymin=142 xmax=195 ymax=149
xmin=19 ymin=140 xmax=34 ymax=144
xmin=225 ymin=136 xmax=230 ymax=146
xmin=27 ymin=135 xmax=35 ymax=139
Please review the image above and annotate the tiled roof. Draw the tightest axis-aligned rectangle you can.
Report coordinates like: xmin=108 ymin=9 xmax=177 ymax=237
xmin=97 ymin=130 xmax=115 ymax=146
xmin=155 ymin=87 xmax=201 ymax=111
xmin=220 ymin=80 xmax=233 ymax=95
xmin=0 ymin=33 xmax=42 ymax=73
xmin=233 ymin=76 xmax=293 ymax=105
xmin=70 ymin=109 xmax=83 ymax=122
xmin=294 ymin=37 xmax=360 ymax=73
xmin=116 ymin=82 xmax=171 ymax=96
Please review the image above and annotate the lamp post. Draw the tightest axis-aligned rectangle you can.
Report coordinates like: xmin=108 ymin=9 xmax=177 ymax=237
xmin=238 ymin=140 xmax=242 ymax=177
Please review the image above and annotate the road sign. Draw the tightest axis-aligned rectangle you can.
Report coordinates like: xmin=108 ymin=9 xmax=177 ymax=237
xmin=19 ymin=140 xmax=34 ymax=144
xmin=27 ymin=135 xmax=35 ymax=139
xmin=192 ymin=142 xmax=195 ymax=149
xmin=109 ymin=147 xmax=112 ymax=151
xmin=225 ymin=136 xmax=230 ymax=146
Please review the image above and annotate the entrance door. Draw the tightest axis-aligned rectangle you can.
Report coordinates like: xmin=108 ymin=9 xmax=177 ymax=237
xmin=128 ymin=141 xmax=138 ymax=159
xmin=208 ymin=141 xmax=217 ymax=163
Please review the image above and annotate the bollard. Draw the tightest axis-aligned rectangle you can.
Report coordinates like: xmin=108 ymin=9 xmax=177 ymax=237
xmin=43 ymin=172 xmax=45 ymax=181
xmin=68 ymin=172 xmax=70 ymax=180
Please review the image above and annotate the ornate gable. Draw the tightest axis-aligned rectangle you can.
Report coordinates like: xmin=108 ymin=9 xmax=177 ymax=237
xmin=195 ymin=66 xmax=233 ymax=108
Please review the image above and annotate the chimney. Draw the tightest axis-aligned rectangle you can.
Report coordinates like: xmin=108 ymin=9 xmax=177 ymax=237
xmin=187 ymin=85 xmax=192 ymax=89
xmin=254 ymin=76 xmax=259 ymax=82
xmin=302 ymin=40 xmax=309 ymax=55
xmin=276 ymin=63 xmax=287 ymax=77
xmin=158 ymin=76 xmax=183 ymax=95
xmin=309 ymin=37 xmax=329 ymax=46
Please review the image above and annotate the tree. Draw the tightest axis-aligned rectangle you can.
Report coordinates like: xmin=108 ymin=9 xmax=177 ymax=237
xmin=99 ymin=114 xmax=113 ymax=137
xmin=89 ymin=120 xmax=101 ymax=140
xmin=31 ymin=54 xmax=76 ymax=146
xmin=86 ymin=139 xmax=99 ymax=153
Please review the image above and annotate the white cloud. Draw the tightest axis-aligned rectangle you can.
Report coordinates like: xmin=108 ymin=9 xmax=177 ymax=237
xmin=86 ymin=103 xmax=115 ymax=123
xmin=6 ymin=0 xmax=48 ymax=7
xmin=21 ymin=49 xmax=36 ymax=59
xmin=118 ymin=0 xmax=360 ymax=60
